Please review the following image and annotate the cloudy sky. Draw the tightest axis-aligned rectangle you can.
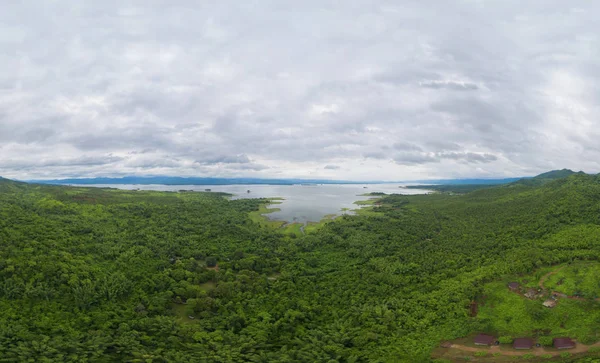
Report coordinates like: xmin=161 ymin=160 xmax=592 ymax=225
xmin=1 ymin=0 xmax=599 ymax=181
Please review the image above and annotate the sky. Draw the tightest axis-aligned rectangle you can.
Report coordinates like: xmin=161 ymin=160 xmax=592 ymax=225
xmin=1 ymin=0 xmax=599 ymax=181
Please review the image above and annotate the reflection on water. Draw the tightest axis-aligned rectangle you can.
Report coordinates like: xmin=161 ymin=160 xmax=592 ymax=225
xmin=71 ymin=183 xmax=431 ymax=223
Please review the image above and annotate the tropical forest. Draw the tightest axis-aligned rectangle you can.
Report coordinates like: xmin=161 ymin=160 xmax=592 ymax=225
xmin=0 ymin=171 xmax=599 ymax=362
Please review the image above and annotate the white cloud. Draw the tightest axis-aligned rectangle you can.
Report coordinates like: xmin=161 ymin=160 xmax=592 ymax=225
xmin=1 ymin=0 xmax=600 ymax=180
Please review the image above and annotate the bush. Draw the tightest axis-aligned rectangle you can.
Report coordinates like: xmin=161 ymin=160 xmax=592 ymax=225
xmin=579 ymin=335 xmax=598 ymax=345
xmin=492 ymin=352 xmax=502 ymax=357
xmin=589 ymin=346 xmax=600 ymax=353
xmin=498 ymin=336 xmax=513 ymax=344
xmin=540 ymin=354 xmax=552 ymax=359
xmin=474 ymin=351 xmax=487 ymax=357
xmin=560 ymin=352 xmax=571 ymax=359
xmin=538 ymin=336 xmax=553 ymax=347
xmin=521 ymin=353 xmax=535 ymax=360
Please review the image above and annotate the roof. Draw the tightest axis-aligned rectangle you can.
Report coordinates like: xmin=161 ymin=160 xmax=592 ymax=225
xmin=513 ymin=338 xmax=534 ymax=349
xmin=474 ymin=334 xmax=495 ymax=345
xmin=524 ymin=288 xmax=537 ymax=298
xmin=508 ymin=282 xmax=519 ymax=289
xmin=553 ymin=337 xmax=575 ymax=349
xmin=543 ymin=299 xmax=557 ymax=308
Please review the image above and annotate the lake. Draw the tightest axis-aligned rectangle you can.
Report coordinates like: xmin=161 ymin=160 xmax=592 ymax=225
xmin=71 ymin=183 xmax=431 ymax=223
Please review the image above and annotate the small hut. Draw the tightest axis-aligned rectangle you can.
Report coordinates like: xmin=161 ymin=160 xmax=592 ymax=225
xmin=513 ymin=338 xmax=534 ymax=350
xmin=553 ymin=338 xmax=575 ymax=350
xmin=508 ymin=282 xmax=519 ymax=291
xmin=474 ymin=334 xmax=495 ymax=346
xmin=524 ymin=288 xmax=537 ymax=299
xmin=543 ymin=299 xmax=557 ymax=308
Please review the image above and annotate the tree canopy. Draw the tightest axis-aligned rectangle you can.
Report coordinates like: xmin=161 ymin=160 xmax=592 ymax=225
xmin=0 ymin=174 xmax=599 ymax=361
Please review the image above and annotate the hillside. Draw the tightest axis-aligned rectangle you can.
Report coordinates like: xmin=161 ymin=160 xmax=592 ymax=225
xmin=0 ymin=173 xmax=599 ymax=361
xmin=513 ymin=168 xmax=586 ymax=187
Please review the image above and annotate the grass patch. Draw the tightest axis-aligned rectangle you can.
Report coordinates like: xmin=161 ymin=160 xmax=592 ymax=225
xmin=354 ymin=206 xmax=382 ymax=217
xmin=171 ymin=303 xmax=195 ymax=324
xmin=543 ymin=263 xmax=600 ymax=299
xmin=353 ymin=198 xmax=379 ymax=206
xmin=283 ymin=223 xmax=304 ymax=237
xmin=476 ymin=267 xmax=600 ymax=342
xmin=248 ymin=202 xmax=286 ymax=229
xmin=199 ymin=281 xmax=216 ymax=291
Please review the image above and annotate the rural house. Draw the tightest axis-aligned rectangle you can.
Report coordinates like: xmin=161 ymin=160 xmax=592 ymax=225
xmin=553 ymin=338 xmax=575 ymax=349
xmin=513 ymin=338 xmax=534 ymax=350
xmin=474 ymin=334 xmax=495 ymax=346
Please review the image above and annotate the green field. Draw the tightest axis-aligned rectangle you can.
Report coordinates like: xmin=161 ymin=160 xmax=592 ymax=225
xmin=476 ymin=264 xmax=600 ymax=344
xmin=544 ymin=263 xmax=600 ymax=299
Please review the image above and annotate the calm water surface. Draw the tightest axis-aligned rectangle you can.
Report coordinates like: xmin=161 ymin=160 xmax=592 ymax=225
xmin=72 ymin=184 xmax=431 ymax=223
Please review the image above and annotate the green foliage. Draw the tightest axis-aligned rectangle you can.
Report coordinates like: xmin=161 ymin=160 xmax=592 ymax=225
xmin=522 ymin=353 xmax=535 ymax=360
xmin=1 ymin=173 xmax=600 ymax=361
xmin=539 ymin=336 xmax=554 ymax=346
xmin=544 ymin=263 xmax=600 ymax=299
xmin=474 ymin=351 xmax=487 ymax=357
xmin=406 ymin=184 xmax=499 ymax=193
xmin=499 ymin=336 xmax=514 ymax=344
xmin=205 ymin=256 xmax=218 ymax=267
xmin=541 ymin=353 xmax=553 ymax=359
xmin=561 ymin=352 xmax=572 ymax=358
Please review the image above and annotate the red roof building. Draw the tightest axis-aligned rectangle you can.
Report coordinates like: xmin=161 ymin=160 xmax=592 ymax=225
xmin=508 ymin=282 xmax=519 ymax=290
xmin=474 ymin=334 xmax=495 ymax=346
xmin=553 ymin=337 xmax=575 ymax=349
xmin=513 ymin=338 xmax=534 ymax=350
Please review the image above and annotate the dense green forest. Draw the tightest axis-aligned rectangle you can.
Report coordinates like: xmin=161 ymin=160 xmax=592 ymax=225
xmin=1 ymin=173 xmax=599 ymax=362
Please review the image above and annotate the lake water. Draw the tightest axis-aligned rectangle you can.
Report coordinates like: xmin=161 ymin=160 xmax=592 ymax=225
xmin=72 ymin=183 xmax=431 ymax=223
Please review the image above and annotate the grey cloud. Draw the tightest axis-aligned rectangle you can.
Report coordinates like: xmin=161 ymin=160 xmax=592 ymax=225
xmin=425 ymin=141 xmax=463 ymax=152
xmin=0 ymin=155 xmax=123 ymax=170
xmin=393 ymin=152 xmax=498 ymax=165
xmin=1 ymin=0 xmax=600 ymax=180
xmin=324 ymin=165 xmax=340 ymax=170
xmin=228 ymin=163 xmax=270 ymax=171
xmin=393 ymin=142 xmax=422 ymax=152
xmin=196 ymin=154 xmax=251 ymax=165
xmin=393 ymin=153 xmax=438 ymax=165
xmin=440 ymin=152 xmax=498 ymax=163
xmin=363 ymin=152 xmax=388 ymax=160
xmin=420 ymin=80 xmax=479 ymax=91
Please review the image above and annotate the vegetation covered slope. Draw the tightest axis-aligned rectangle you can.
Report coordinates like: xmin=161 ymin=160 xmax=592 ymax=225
xmin=0 ymin=174 xmax=599 ymax=362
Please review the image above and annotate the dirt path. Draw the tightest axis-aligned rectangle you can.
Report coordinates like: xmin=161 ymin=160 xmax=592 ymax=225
xmin=539 ymin=265 xmax=565 ymax=289
xmin=449 ymin=342 xmax=600 ymax=357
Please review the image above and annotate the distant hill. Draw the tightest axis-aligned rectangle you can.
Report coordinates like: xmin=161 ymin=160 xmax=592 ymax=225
xmin=0 ymin=176 xmax=23 ymax=184
xmin=0 ymin=176 xmax=27 ymax=191
xmin=405 ymin=170 xmax=589 ymax=194
xmin=412 ymin=177 xmax=522 ymax=185
xmin=534 ymin=168 xmax=583 ymax=180
xmin=512 ymin=169 xmax=585 ymax=187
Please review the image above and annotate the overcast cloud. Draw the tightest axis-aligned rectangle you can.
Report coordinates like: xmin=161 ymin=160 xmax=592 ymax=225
xmin=1 ymin=0 xmax=599 ymax=180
